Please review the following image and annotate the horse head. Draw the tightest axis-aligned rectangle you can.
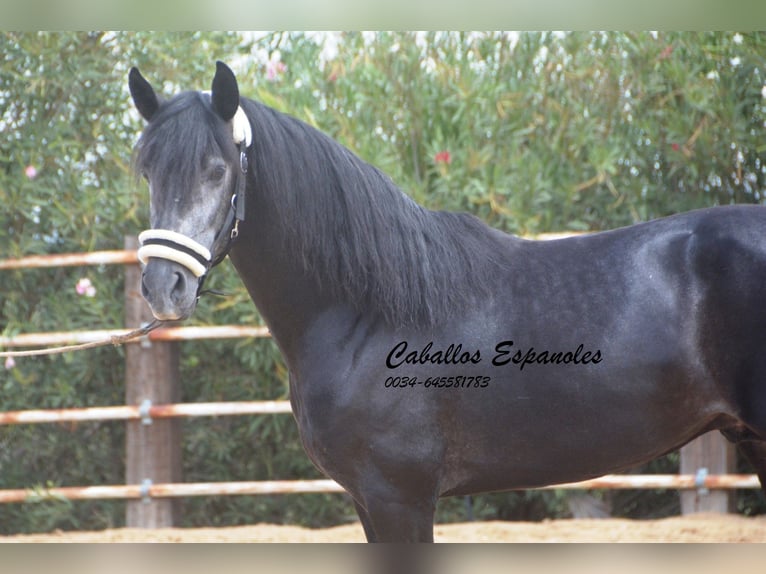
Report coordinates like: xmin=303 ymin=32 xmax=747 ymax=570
xmin=129 ymin=61 xmax=251 ymax=320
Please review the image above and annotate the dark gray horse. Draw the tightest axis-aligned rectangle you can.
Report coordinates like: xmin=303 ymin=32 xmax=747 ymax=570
xmin=130 ymin=61 xmax=766 ymax=541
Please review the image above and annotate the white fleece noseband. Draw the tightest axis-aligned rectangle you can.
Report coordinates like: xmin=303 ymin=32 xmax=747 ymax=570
xmin=137 ymin=229 xmax=211 ymax=278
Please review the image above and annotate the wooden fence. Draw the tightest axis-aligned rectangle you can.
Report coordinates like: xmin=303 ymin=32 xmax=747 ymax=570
xmin=0 ymin=237 xmax=759 ymax=528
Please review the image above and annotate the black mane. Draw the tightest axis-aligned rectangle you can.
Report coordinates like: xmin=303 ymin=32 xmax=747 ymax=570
xmin=242 ymin=100 xmax=507 ymax=327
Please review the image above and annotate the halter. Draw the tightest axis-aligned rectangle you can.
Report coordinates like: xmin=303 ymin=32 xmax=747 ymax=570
xmin=137 ymin=102 xmax=252 ymax=292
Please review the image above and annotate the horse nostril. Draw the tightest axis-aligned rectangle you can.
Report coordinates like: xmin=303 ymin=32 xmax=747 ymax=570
xmin=141 ymin=272 xmax=150 ymax=299
xmin=170 ymin=271 xmax=187 ymax=301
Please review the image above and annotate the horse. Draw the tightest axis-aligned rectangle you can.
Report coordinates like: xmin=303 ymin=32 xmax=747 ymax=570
xmin=129 ymin=61 xmax=766 ymax=542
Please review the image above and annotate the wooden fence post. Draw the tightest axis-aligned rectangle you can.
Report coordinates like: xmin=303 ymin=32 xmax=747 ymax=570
xmin=124 ymin=236 xmax=182 ymax=527
xmin=680 ymin=431 xmax=735 ymax=514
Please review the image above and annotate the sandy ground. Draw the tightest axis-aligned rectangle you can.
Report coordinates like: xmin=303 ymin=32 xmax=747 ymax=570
xmin=2 ymin=513 xmax=766 ymax=542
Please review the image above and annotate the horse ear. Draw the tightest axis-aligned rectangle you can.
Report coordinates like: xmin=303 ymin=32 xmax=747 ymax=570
xmin=210 ymin=61 xmax=240 ymax=122
xmin=129 ymin=67 xmax=160 ymax=122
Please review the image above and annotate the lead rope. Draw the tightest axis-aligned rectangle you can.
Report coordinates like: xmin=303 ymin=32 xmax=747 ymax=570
xmin=0 ymin=319 xmax=166 ymax=358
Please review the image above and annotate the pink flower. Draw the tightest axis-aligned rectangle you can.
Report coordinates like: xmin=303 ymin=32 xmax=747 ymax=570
xmin=76 ymin=277 xmax=96 ymax=297
xmin=266 ymin=60 xmax=286 ymax=81
xmin=434 ymin=150 xmax=452 ymax=165
xmin=25 ymin=165 xmax=38 ymax=179
xmin=4 ymin=356 xmax=15 ymax=369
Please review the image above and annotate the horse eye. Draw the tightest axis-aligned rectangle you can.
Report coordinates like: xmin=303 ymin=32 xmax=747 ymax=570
xmin=208 ymin=165 xmax=227 ymax=184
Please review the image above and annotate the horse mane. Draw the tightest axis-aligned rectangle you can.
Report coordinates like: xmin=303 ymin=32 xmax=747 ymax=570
xmin=242 ymin=100 xmax=509 ymax=327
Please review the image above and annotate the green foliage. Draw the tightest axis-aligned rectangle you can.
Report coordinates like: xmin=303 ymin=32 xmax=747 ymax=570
xmin=258 ymin=32 xmax=766 ymax=234
xmin=1 ymin=32 xmax=765 ymax=533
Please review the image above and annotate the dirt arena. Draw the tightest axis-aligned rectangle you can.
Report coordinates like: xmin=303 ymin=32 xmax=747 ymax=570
xmin=3 ymin=513 xmax=766 ymax=542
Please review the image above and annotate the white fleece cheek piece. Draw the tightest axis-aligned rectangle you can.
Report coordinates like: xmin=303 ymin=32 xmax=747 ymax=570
xmin=200 ymin=91 xmax=251 ymax=147
xmin=232 ymin=105 xmax=252 ymax=147
xmin=137 ymin=229 xmax=212 ymax=278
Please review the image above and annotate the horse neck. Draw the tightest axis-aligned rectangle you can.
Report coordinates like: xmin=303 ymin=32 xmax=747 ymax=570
xmin=224 ymin=103 xmax=365 ymax=364
xmin=226 ymin=191 xmax=333 ymax=367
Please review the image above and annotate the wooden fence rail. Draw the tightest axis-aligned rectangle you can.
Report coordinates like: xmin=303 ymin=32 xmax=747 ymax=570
xmin=0 ymin=240 xmax=755 ymax=528
xmin=0 ymin=250 xmax=138 ymax=269
xmin=0 ymin=475 xmax=759 ymax=505
xmin=0 ymin=325 xmax=270 ymax=348
xmin=0 ymin=400 xmax=292 ymax=425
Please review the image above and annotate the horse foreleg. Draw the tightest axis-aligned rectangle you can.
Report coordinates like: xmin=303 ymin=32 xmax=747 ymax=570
xmin=355 ymin=494 xmax=436 ymax=542
xmin=353 ymin=499 xmax=378 ymax=542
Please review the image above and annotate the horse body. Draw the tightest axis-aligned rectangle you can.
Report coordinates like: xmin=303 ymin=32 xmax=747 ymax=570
xmin=129 ymin=62 xmax=766 ymax=541
xmin=255 ymin=204 xmax=746 ymax=468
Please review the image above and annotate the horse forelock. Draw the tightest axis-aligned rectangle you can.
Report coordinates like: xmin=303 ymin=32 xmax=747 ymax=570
xmin=133 ymin=91 xmax=238 ymax=211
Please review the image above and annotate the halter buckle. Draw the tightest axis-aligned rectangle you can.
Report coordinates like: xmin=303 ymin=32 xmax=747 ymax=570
xmin=231 ymin=219 xmax=240 ymax=240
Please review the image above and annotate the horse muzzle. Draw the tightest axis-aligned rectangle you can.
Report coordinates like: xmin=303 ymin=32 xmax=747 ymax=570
xmin=137 ymin=230 xmax=212 ymax=321
xmin=140 ymin=258 xmax=199 ymax=321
